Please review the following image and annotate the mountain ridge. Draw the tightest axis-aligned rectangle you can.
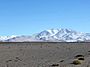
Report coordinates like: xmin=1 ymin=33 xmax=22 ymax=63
xmin=1 ymin=28 xmax=90 ymax=42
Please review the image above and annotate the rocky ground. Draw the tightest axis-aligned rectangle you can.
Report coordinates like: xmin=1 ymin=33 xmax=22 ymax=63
xmin=0 ymin=42 xmax=90 ymax=67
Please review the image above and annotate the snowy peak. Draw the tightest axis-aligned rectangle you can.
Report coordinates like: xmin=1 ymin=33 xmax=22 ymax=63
xmin=4 ymin=35 xmax=42 ymax=42
xmin=0 ymin=35 xmax=17 ymax=41
xmin=0 ymin=28 xmax=90 ymax=42
xmin=35 ymin=28 xmax=90 ymax=42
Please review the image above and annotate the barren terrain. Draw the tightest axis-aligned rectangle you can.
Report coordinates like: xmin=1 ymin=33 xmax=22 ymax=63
xmin=0 ymin=42 xmax=90 ymax=67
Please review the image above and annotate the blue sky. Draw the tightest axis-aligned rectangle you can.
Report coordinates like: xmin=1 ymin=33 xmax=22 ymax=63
xmin=0 ymin=0 xmax=90 ymax=36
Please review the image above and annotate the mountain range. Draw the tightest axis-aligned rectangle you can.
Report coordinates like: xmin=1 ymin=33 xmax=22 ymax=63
xmin=1 ymin=28 xmax=90 ymax=42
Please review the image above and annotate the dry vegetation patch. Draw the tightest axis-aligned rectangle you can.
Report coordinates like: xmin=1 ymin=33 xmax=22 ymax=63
xmin=72 ymin=60 xmax=81 ymax=65
xmin=50 ymin=63 xmax=59 ymax=67
xmin=78 ymin=57 xmax=85 ymax=60
xmin=75 ymin=54 xmax=84 ymax=58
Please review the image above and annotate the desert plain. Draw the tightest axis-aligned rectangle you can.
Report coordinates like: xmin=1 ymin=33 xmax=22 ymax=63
xmin=0 ymin=42 xmax=90 ymax=67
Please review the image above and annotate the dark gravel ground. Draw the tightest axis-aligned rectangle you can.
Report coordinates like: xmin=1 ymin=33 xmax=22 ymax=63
xmin=0 ymin=42 xmax=90 ymax=67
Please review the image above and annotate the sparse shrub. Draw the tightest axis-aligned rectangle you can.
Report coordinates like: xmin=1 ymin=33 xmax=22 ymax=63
xmin=72 ymin=60 xmax=81 ymax=65
xmin=60 ymin=60 xmax=64 ymax=62
xmin=15 ymin=57 xmax=22 ymax=61
xmin=6 ymin=59 xmax=12 ymax=63
xmin=50 ymin=63 xmax=59 ymax=66
xmin=75 ymin=55 xmax=84 ymax=58
xmin=78 ymin=57 xmax=85 ymax=60
xmin=14 ymin=59 xmax=18 ymax=62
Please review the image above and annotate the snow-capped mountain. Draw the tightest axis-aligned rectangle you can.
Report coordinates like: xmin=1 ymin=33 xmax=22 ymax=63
xmin=1 ymin=28 xmax=90 ymax=42
xmin=34 ymin=28 xmax=90 ymax=42
xmin=5 ymin=35 xmax=42 ymax=42
xmin=0 ymin=35 xmax=17 ymax=41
